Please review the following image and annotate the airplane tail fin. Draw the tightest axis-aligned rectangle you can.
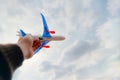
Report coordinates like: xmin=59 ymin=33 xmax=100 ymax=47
xmin=40 ymin=13 xmax=52 ymax=38
xmin=19 ymin=29 xmax=26 ymax=37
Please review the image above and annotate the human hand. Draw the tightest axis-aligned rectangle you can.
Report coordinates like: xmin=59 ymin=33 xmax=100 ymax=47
xmin=17 ymin=34 xmax=41 ymax=59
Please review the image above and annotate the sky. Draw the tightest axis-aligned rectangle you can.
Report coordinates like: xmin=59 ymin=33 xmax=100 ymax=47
xmin=0 ymin=0 xmax=120 ymax=80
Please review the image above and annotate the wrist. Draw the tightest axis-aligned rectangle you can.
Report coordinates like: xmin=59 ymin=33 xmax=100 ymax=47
xmin=17 ymin=44 xmax=33 ymax=59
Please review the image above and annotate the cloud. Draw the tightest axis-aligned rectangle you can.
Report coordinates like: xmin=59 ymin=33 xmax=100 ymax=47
xmin=76 ymin=48 xmax=119 ymax=80
xmin=97 ymin=18 xmax=120 ymax=49
xmin=0 ymin=25 xmax=3 ymax=33
xmin=38 ymin=47 xmax=120 ymax=80
xmin=0 ymin=0 xmax=119 ymax=80
xmin=107 ymin=0 xmax=120 ymax=16
xmin=39 ymin=60 xmax=75 ymax=79
xmin=60 ymin=40 xmax=99 ymax=64
xmin=39 ymin=61 xmax=55 ymax=71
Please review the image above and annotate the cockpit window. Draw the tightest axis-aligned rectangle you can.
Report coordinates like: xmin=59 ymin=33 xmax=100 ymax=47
xmin=39 ymin=37 xmax=43 ymax=40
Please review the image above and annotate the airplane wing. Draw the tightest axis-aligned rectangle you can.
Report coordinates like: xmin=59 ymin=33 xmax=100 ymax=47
xmin=40 ymin=13 xmax=52 ymax=38
xmin=34 ymin=41 xmax=49 ymax=54
xmin=19 ymin=29 xmax=26 ymax=37
xmin=19 ymin=13 xmax=51 ymax=54
xmin=33 ymin=13 xmax=52 ymax=54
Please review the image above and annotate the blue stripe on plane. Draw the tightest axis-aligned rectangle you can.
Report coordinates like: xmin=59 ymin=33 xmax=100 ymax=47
xmin=34 ymin=41 xmax=49 ymax=54
xmin=19 ymin=13 xmax=51 ymax=54
xmin=34 ymin=13 xmax=51 ymax=54
xmin=20 ymin=29 xmax=26 ymax=37
xmin=40 ymin=13 xmax=52 ymax=38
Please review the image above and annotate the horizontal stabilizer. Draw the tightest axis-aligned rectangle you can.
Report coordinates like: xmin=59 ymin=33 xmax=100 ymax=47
xmin=43 ymin=45 xmax=50 ymax=48
xmin=47 ymin=30 xmax=55 ymax=34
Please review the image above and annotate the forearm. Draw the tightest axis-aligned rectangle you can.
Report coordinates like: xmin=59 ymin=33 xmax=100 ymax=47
xmin=0 ymin=44 xmax=24 ymax=72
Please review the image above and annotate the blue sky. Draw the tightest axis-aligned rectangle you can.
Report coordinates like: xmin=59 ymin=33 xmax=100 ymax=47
xmin=0 ymin=0 xmax=120 ymax=80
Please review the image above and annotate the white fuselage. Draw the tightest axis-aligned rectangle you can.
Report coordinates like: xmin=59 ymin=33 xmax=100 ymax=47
xmin=43 ymin=36 xmax=65 ymax=42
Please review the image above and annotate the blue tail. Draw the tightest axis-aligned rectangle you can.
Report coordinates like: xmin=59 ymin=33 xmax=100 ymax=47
xmin=19 ymin=29 xmax=26 ymax=37
xmin=19 ymin=13 xmax=50 ymax=54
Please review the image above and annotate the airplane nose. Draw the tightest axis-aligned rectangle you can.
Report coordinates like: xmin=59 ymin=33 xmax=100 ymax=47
xmin=42 ymin=36 xmax=65 ymax=41
xmin=60 ymin=36 xmax=65 ymax=40
xmin=50 ymin=36 xmax=65 ymax=41
xmin=56 ymin=36 xmax=65 ymax=41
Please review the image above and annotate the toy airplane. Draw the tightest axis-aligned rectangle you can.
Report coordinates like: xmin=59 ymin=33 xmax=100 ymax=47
xmin=19 ymin=13 xmax=65 ymax=54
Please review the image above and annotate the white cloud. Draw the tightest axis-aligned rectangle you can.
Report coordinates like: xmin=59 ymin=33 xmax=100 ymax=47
xmin=0 ymin=0 xmax=119 ymax=80
xmin=97 ymin=18 xmax=120 ymax=48
xmin=60 ymin=40 xmax=99 ymax=65
xmin=107 ymin=0 xmax=120 ymax=16
xmin=75 ymin=48 xmax=120 ymax=80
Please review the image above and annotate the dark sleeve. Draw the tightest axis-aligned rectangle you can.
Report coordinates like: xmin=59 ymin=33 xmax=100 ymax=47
xmin=0 ymin=44 xmax=24 ymax=72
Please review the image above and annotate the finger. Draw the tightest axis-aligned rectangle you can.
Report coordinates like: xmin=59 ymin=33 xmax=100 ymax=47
xmin=16 ymin=30 xmax=23 ymax=37
xmin=17 ymin=31 xmax=20 ymax=33
xmin=26 ymin=34 xmax=33 ymax=39
xmin=17 ymin=36 xmax=23 ymax=43
xmin=16 ymin=34 xmax=22 ymax=37
xmin=25 ymin=34 xmax=34 ymax=44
